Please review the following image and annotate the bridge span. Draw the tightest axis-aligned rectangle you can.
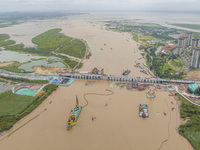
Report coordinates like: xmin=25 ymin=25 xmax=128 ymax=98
xmin=59 ymin=73 xmax=197 ymax=84
xmin=0 ymin=69 xmax=198 ymax=84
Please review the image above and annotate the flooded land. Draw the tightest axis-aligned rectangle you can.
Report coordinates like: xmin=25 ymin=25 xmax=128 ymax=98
xmin=0 ymin=12 xmax=197 ymax=150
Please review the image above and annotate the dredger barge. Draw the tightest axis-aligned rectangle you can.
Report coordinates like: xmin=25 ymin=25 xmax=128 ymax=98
xmin=66 ymin=96 xmax=82 ymax=130
xmin=139 ymin=104 xmax=149 ymax=118
xmin=122 ymin=70 xmax=130 ymax=76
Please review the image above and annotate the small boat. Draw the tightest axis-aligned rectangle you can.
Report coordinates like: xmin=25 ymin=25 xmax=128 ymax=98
xmin=139 ymin=104 xmax=149 ymax=118
xmin=122 ymin=70 xmax=130 ymax=75
xmin=66 ymin=96 xmax=82 ymax=130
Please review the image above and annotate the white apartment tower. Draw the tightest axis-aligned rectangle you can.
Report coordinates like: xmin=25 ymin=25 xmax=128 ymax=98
xmin=178 ymin=36 xmax=186 ymax=54
xmin=191 ymin=47 xmax=200 ymax=68
xmin=190 ymin=38 xmax=199 ymax=54
xmin=186 ymin=32 xmax=193 ymax=47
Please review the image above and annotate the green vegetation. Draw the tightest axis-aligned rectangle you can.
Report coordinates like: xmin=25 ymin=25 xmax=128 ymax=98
xmin=1 ymin=65 xmax=25 ymax=73
xmin=193 ymin=32 xmax=200 ymax=39
xmin=32 ymin=28 xmax=87 ymax=58
xmin=132 ymin=32 xmax=139 ymax=42
xmin=2 ymin=29 xmax=87 ymax=71
xmin=0 ymin=40 xmax=16 ymax=47
xmin=62 ymin=57 xmax=78 ymax=69
xmin=5 ymin=43 xmax=24 ymax=51
xmin=169 ymin=58 xmax=183 ymax=71
xmin=0 ymin=84 xmax=58 ymax=131
xmin=57 ymin=39 xmax=86 ymax=58
xmin=0 ymin=75 xmax=48 ymax=84
xmin=76 ymin=62 xmax=83 ymax=69
xmin=174 ymin=24 xmax=200 ymax=30
xmin=32 ymin=28 xmax=72 ymax=51
xmin=0 ymin=78 xmax=8 ymax=83
xmin=139 ymin=43 xmax=180 ymax=79
xmin=0 ymin=34 xmax=9 ymax=41
xmin=151 ymin=55 xmax=178 ymax=79
xmin=0 ymin=91 xmax=35 ymax=117
xmin=6 ymin=46 xmax=50 ymax=56
xmin=176 ymin=93 xmax=200 ymax=150
xmin=86 ymin=52 xmax=91 ymax=59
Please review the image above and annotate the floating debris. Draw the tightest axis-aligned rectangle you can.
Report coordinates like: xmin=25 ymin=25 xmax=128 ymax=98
xmin=85 ymin=81 xmax=95 ymax=86
xmin=146 ymin=89 xmax=156 ymax=98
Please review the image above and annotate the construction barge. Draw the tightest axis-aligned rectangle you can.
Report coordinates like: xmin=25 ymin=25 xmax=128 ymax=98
xmin=122 ymin=70 xmax=130 ymax=76
xmin=139 ymin=104 xmax=149 ymax=118
xmin=66 ymin=96 xmax=82 ymax=130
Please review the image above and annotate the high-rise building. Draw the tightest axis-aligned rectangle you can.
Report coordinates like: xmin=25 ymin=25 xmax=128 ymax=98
xmin=190 ymin=38 xmax=199 ymax=54
xmin=175 ymin=46 xmax=181 ymax=55
xmin=186 ymin=32 xmax=193 ymax=46
xmin=191 ymin=47 xmax=200 ymax=68
xmin=178 ymin=36 xmax=186 ymax=54
xmin=184 ymin=36 xmax=188 ymax=48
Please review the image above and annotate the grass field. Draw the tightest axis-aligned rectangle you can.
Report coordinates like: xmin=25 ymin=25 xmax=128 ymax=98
xmin=1 ymin=65 xmax=25 ymax=73
xmin=168 ymin=58 xmax=183 ymax=71
xmin=0 ymin=84 xmax=57 ymax=131
xmin=0 ymin=91 xmax=35 ymax=117
xmin=5 ymin=43 xmax=24 ymax=51
xmin=0 ymin=40 xmax=16 ymax=47
xmin=62 ymin=57 xmax=78 ymax=69
xmin=32 ymin=28 xmax=72 ymax=51
xmin=0 ymin=34 xmax=9 ymax=41
xmin=57 ymin=39 xmax=86 ymax=58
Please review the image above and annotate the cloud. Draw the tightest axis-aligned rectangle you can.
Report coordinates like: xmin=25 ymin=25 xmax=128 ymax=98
xmin=0 ymin=0 xmax=199 ymax=12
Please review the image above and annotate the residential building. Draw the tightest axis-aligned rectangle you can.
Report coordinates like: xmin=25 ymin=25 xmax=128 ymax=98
xmin=186 ymin=32 xmax=193 ymax=46
xmin=190 ymin=38 xmax=199 ymax=54
xmin=191 ymin=47 xmax=200 ymax=68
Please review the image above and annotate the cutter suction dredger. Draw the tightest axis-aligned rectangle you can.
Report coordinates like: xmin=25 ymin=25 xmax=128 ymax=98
xmin=66 ymin=96 xmax=82 ymax=130
xmin=139 ymin=104 xmax=149 ymax=118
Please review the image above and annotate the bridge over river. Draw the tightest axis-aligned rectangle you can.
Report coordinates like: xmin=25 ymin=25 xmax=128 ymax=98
xmin=60 ymin=73 xmax=199 ymax=84
xmin=0 ymin=70 xmax=199 ymax=85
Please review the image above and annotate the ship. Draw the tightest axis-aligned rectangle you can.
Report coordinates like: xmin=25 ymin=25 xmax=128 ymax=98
xmin=122 ymin=70 xmax=130 ymax=75
xmin=66 ymin=96 xmax=82 ymax=130
xmin=139 ymin=104 xmax=149 ymax=118
xmin=91 ymin=67 xmax=104 ymax=75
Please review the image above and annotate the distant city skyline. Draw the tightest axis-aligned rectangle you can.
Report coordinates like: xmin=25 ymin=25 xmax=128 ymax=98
xmin=0 ymin=0 xmax=200 ymax=12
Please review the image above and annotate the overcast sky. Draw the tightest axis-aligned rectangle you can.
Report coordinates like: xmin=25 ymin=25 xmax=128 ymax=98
xmin=0 ymin=0 xmax=200 ymax=12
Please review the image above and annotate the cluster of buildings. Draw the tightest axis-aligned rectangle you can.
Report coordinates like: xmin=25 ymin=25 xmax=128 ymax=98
xmin=175 ymin=32 xmax=193 ymax=55
xmin=160 ymin=42 xmax=177 ymax=55
xmin=175 ymin=32 xmax=200 ymax=68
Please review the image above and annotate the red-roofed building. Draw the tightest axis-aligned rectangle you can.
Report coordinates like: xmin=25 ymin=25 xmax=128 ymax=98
xmin=160 ymin=42 xmax=177 ymax=55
